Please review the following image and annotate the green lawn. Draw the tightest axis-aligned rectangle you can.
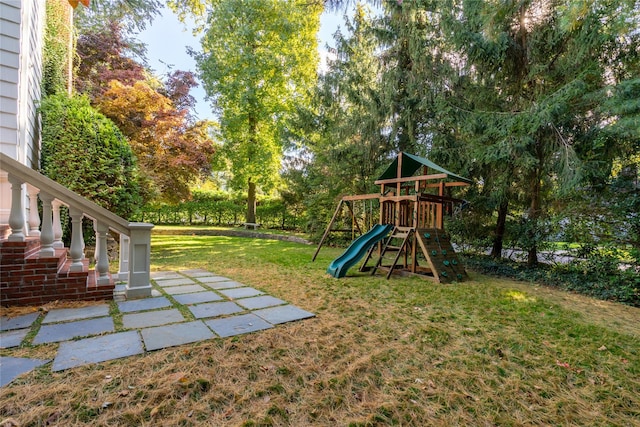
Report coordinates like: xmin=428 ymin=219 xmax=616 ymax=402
xmin=2 ymin=233 xmax=638 ymax=426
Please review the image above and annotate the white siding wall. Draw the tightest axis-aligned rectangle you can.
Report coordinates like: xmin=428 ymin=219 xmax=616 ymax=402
xmin=0 ymin=0 xmax=44 ymax=166
xmin=1 ymin=0 xmax=45 ymax=225
xmin=20 ymin=0 xmax=45 ymax=168
xmin=0 ymin=1 xmax=21 ymax=160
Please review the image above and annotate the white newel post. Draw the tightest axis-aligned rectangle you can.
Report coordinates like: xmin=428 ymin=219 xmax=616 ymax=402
xmin=68 ymin=207 xmax=85 ymax=272
xmin=118 ymin=234 xmax=130 ymax=281
xmin=51 ymin=199 xmax=64 ymax=248
xmin=26 ymin=185 xmax=41 ymax=237
xmin=94 ymin=220 xmax=110 ymax=284
xmin=7 ymin=174 xmax=26 ymax=242
xmin=124 ymin=222 xmax=154 ymax=299
xmin=39 ymin=192 xmax=55 ymax=257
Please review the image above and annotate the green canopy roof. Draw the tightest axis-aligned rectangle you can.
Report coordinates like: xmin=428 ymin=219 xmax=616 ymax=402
xmin=377 ymin=152 xmax=472 ymax=184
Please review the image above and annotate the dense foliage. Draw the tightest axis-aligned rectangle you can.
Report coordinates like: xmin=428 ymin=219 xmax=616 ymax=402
xmin=74 ymin=20 xmax=217 ymax=203
xmin=72 ymin=0 xmax=161 ymax=33
xmin=42 ymin=0 xmax=73 ymax=96
xmin=40 ymin=93 xmax=141 ymax=219
xmin=74 ymin=21 xmax=146 ymax=100
xmin=137 ymin=190 xmax=303 ymax=230
xmin=193 ymin=0 xmax=321 ymax=223
xmin=96 ymin=80 xmax=216 ymax=203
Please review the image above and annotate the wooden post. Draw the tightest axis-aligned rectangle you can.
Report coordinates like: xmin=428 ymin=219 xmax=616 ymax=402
xmin=437 ymin=182 xmax=445 ymax=229
xmin=396 ymin=153 xmax=403 ymax=227
xmin=312 ymin=199 xmax=343 ymax=261
xmin=379 ymin=184 xmax=385 ymax=225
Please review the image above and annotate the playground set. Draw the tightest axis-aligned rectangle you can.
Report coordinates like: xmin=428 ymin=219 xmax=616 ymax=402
xmin=313 ymin=152 xmax=471 ymax=283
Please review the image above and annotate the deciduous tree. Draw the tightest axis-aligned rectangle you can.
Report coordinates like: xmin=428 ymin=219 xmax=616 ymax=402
xmin=96 ymin=80 xmax=216 ymax=203
xmin=193 ymin=0 xmax=321 ymax=223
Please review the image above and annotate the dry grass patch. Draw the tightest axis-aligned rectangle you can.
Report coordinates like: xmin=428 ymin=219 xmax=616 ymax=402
xmin=1 ymin=234 xmax=639 ymax=426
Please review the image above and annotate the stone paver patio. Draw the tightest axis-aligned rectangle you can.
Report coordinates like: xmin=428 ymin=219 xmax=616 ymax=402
xmin=0 ymin=270 xmax=314 ymax=387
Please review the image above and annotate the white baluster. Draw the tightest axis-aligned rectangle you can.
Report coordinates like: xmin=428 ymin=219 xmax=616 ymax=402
xmin=51 ymin=199 xmax=64 ymax=248
xmin=7 ymin=174 xmax=26 ymax=242
xmin=39 ymin=192 xmax=55 ymax=257
xmin=94 ymin=220 xmax=110 ymax=284
xmin=26 ymin=185 xmax=41 ymax=237
xmin=68 ymin=207 xmax=85 ymax=272
xmin=118 ymin=234 xmax=130 ymax=282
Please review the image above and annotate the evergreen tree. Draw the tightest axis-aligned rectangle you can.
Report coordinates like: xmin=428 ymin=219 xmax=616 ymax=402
xmin=438 ymin=0 xmax=640 ymax=265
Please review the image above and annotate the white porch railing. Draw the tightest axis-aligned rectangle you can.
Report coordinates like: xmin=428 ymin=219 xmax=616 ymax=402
xmin=0 ymin=153 xmax=153 ymax=299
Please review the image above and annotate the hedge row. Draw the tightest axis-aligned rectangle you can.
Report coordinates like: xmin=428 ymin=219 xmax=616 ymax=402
xmin=135 ymin=191 xmax=304 ymax=230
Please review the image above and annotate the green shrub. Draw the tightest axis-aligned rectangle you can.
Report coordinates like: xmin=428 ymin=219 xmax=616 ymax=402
xmin=138 ymin=191 xmax=303 ymax=229
xmin=40 ymin=93 xmax=142 ymax=219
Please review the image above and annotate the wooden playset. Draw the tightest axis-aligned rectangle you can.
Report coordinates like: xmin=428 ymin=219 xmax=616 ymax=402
xmin=314 ymin=152 xmax=471 ymax=283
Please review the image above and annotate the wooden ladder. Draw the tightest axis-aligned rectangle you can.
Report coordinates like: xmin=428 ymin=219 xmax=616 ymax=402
xmin=369 ymin=226 xmax=414 ymax=279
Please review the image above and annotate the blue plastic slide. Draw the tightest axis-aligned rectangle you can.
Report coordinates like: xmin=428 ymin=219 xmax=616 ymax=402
xmin=327 ymin=224 xmax=394 ymax=278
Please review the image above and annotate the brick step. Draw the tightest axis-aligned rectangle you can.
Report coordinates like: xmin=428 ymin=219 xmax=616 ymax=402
xmin=24 ymin=247 xmax=68 ymax=273
xmin=1 ymin=242 xmax=116 ymax=306
xmin=0 ymin=238 xmax=41 ymax=265
xmin=86 ymin=270 xmax=117 ymax=300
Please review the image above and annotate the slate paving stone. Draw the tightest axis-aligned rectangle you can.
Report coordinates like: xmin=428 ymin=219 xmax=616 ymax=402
xmin=154 ymin=278 xmax=195 ymax=287
xmin=253 ymin=305 xmax=315 ymax=325
xmin=163 ymin=284 xmax=207 ymax=295
xmin=141 ymin=321 xmax=214 ymax=351
xmin=218 ymin=287 xmax=264 ymax=300
xmin=0 ymin=269 xmax=315 ymax=382
xmin=236 ymin=295 xmax=286 ymax=310
xmin=0 ymin=328 xmax=30 ymax=349
xmin=33 ymin=317 xmax=115 ymax=344
xmin=117 ymin=296 xmax=172 ymax=313
xmin=188 ymin=301 xmax=244 ymax=319
xmin=207 ymin=280 xmax=244 ymax=290
xmin=122 ymin=309 xmax=185 ymax=329
xmin=1 ymin=356 xmax=50 ymax=387
xmin=151 ymin=271 xmax=183 ymax=280
xmin=180 ymin=269 xmax=214 ymax=277
xmin=173 ymin=291 xmax=224 ymax=305
xmin=205 ymin=313 xmax=273 ymax=338
xmin=1 ymin=312 xmax=40 ymax=331
xmin=42 ymin=305 xmax=110 ymax=324
xmin=197 ymin=276 xmax=233 ymax=284
xmin=52 ymin=331 xmax=143 ymax=372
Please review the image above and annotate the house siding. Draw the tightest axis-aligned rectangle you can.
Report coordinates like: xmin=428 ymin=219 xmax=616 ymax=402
xmin=1 ymin=0 xmax=45 ymax=225
xmin=0 ymin=0 xmax=44 ymax=166
xmin=0 ymin=1 xmax=21 ymax=160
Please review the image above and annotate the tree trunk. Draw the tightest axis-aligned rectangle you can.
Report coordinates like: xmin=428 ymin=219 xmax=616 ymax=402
xmin=527 ymin=172 xmax=541 ymax=267
xmin=247 ymin=179 xmax=256 ymax=224
xmin=491 ymin=200 xmax=508 ymax=258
